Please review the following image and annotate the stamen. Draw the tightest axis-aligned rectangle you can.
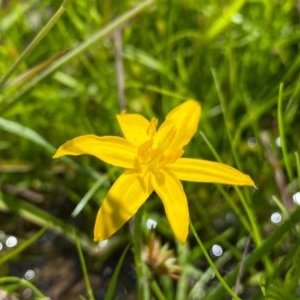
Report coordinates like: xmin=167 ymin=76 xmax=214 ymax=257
xmin=137 ymin=123 xmax=183 ymax=173
xmin=162 ymin=126 xmax=177 ymax=148
xmin=147 ymin=118 xmax=158 ymax=138
xmin=138 ymin=140 xmax=153 ymax=157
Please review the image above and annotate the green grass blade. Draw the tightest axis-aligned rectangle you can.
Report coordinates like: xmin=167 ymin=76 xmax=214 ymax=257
xmin=0 ymin=3 xmax=66 ymax=88
xmin=104 ymin=243 xmax=130 ymax=300
xmin=71 ymin=175 xmax=108 ymax=218
xmin=206 ymin=0 xmax=245 ymax=40
xmin=0 ymin=117 xmax=100 ymax=180
xmin=0 ymin=226 xmax=47 ymax=266
xmin=205 ymin=207 xmax=300 ymax=299
xmin=151 ymin=279 xmax=167 ymax=300
xmin=278 ymin=83 xmax=293 ymax=181
xmin=211 ymin=68 xmax=241 ymax=169
xmin=190 ymin=221 xmax=242 ymax=300
xmin=0 ymin=276 xmax=46 ymax=298
xmin=0 ymin=195 xmax=95 ymax=254
xmin=74 ymin=230 xmax=95 ymax=300
xmin=295 ymin=151 xmax=300 ymax=190
xmin=0 ymin=117 xmax=55 ymax=153
xmin=132 ymin=207 xmax=150 ymax=300
xmin=199 ymin=131 xmax=251 ymax=232
xmin=1 ymin=0 xmax=154 ymax=110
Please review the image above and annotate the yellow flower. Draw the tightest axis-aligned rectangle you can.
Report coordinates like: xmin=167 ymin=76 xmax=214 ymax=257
xmin=53 ymin=100 xmax=254 ymax=244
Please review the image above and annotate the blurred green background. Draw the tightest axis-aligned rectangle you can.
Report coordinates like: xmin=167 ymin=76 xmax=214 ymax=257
xmin=0 ymin=0 xmax=300 ymax=299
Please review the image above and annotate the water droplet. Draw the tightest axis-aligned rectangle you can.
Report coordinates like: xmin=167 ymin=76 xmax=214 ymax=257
xmin=0 ymin=230 xmax=5 ymax=240
xmin=209 ymin=271 xmax=215 ymax=279
xmin=146 ymin=218 xmax=157 ymax=229
xmin=213 ymin=218 xmax=224 ymax=230
xmin=22 ymin=288 xmax=33 ymax=299
xmin=103 ymin=266 xmax=113 ymax=277
xmin=281 ymin=242 xmax=291 ymax=253
xmin=0 ymin=243 xmax=3 ymax=251
xmin=211 ymin=244 xmax=223 ymax=257
xmin=275 ymin=137 xmax=281 ymax=147
xmin=270 ymin=212 xmax=282 ymax=224
xmin=247 ymin=137 xmax=258 ymax=148
xmin=98 ymin=240 xmax=108 ymax=247
xmin=232 ymin=13 xmax=244 ymax=24
xmin=293 ymin=192 xmax=300 ymax=205
xmin=24 ymin=269 xmax=35 ymax=280
xmin=225 ymin=211 xmax=235 ymax=223
xmin=6 ymin=236 xmax=17 ymax=247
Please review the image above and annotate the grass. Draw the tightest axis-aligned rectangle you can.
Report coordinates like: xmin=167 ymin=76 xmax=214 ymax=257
xmin=0 ymin=0 xmax=300 ymax=299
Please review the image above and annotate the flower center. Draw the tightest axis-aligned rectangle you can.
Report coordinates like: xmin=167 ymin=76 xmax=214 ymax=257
xmin=136 ymin=118 xmax=183 ymax=174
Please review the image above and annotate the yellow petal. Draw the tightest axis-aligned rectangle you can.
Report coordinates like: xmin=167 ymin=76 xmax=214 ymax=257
xmin=169 ymin=158 xmax=255 ymax=186
xmin=117 ymin=114 xmax=152 ymax=146
xmin=151 ymin=169 xmax=189 ymax=244
xmin=94 ymin=170 xmax=153 ymax=241
xmin=155 ymin=100 xmax=201 ymax=150
xmin=53 ymin=135 xmax=137 ymax=169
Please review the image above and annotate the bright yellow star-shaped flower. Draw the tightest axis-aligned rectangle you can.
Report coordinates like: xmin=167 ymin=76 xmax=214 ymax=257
xmin=53 ymin=100 xmax=254 ymax=243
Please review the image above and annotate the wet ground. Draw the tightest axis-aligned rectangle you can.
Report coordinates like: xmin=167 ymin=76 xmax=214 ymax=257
xmin=0 ymin=184 xmax=137 ymax=300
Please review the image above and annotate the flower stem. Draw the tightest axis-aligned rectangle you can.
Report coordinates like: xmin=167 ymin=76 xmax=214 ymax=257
xmin=151 ymin=279 xmax=167 ymax=300
xmin=132 ymin=206 xmax=150 ymax=300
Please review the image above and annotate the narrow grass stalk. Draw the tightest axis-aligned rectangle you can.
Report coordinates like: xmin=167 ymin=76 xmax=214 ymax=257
xmin=211 ymin=68 xmax=241 ymax=169
xmin=268 ymin=235 xmax=300 ymax=281
xmin=71 ymin=175 xmax=108 ymax=217
xmin=208 ymin=71 xmax=264 ymax=248
xmin=0 ymin=2 xmax=66 ymax=88
xmin=74 ymin=231 xmax=95 ymax=300
xmin=151 ymin=279 xmax=167 ymax=300
xmin=132 ymin=207 xmax=150 ymax=300
xmin=175 ymin=243 xmax=190 ymax=300
xmin=272 ymin=195 xmax=289 ymax=218
xmin=0 ymin=195 xmax=95 ymax=253
xmin=232 ymin=96 xmax=280 ymax=147
xmin=199 ymin=131 xmax=250 ymax=232
xmin=233 ymin=236 xmax=251 ymax=295
xmin=1 ymin=0 xmax=154 ymax=110
xmin=205 ymin=207 xmax=300 ymax=300
xmin=0 ymin=117 xmax=55 ymax=153
xmin=234 ymin=187 xmax=262 ymax=245
xmin=0 ymin=277 xmax=46 ymax=298
xmin=200 ymin=128 xmax=271 ymax=270
xmin=0 ymin=117 xmax=100 ymax=180
xmin=206 ymin=0 xmax=245 ymax=40
xmin=114 ymin=29 xmax=126 ymax=112
xmin=104 ymin=244 xmax=130 ymax=300
xmin=190 ymin=221 xmax=241 ymax=300
xmin=126 ymin=82 xmax=186 ymax=100
xmin=234 ymin=187 xmax=273 ymax=274
xmin=295 ymin=152 xmax=300 ymax=190
xmin=0 ymin=227 xmax=47 ymax=266
xmin=278 ymin=83 xmax=293 ymax=182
